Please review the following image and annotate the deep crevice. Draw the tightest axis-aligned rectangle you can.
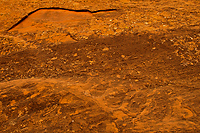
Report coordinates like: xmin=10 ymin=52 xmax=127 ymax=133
xmin=7 ymin=7 xmax=117 ymax=31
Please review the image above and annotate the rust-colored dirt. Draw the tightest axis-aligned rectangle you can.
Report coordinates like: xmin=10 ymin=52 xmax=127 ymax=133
xmin=0 ymin=0 xmax=200 ymax=132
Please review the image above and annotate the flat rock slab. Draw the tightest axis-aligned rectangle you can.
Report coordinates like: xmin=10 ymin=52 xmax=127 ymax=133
xmin=7 ymin=9 xmax=119 ymax=43
xmin=9 ymin=9 xmax=93 ymax=33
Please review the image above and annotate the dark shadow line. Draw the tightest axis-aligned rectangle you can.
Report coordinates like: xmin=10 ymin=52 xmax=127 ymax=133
xmin=7 ymin=7 xmax=117 ymax=31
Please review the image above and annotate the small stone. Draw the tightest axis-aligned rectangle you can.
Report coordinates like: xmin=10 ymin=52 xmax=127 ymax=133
xmin=89 ymin=61 xmax=94 ymax=65
xmin=121 ymin=55 xmax=125 ymax=58
xmin=103 ymin=47 xmax=109 ymax=51
xmin=116 ymin=75 xmax=121 ymax=78
xmin=123 ymin=123 xmax=127 ymax=127
xmin=51 ymin=57 xmax=57 ymax=60
xmin=74 ymin=53 xmax=77 ymax=57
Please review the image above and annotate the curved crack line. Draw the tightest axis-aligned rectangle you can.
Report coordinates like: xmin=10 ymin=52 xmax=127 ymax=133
xmin=7 ymin=7 xmax=118 ymax=31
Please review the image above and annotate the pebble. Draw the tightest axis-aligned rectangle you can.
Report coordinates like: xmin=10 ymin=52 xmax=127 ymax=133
xmin=121 ymin=55 xmax=125 ymax=58
xmin=103 ymin=47 xmax=109 ymax=51
xmin=51 ymin=57 xmax=57 ymax=60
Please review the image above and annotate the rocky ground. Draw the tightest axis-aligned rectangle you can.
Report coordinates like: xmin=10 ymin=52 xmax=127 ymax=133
xmin=0 ymin=0 xmax=200 ymax=132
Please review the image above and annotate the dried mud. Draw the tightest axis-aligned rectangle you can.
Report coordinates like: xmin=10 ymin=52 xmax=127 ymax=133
xmin=0 ymin=0 xmax=200 ymax=132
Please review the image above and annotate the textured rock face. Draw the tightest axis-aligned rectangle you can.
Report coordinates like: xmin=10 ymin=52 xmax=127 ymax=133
xmin=0 ymin=0 xmax=200 ymax=132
